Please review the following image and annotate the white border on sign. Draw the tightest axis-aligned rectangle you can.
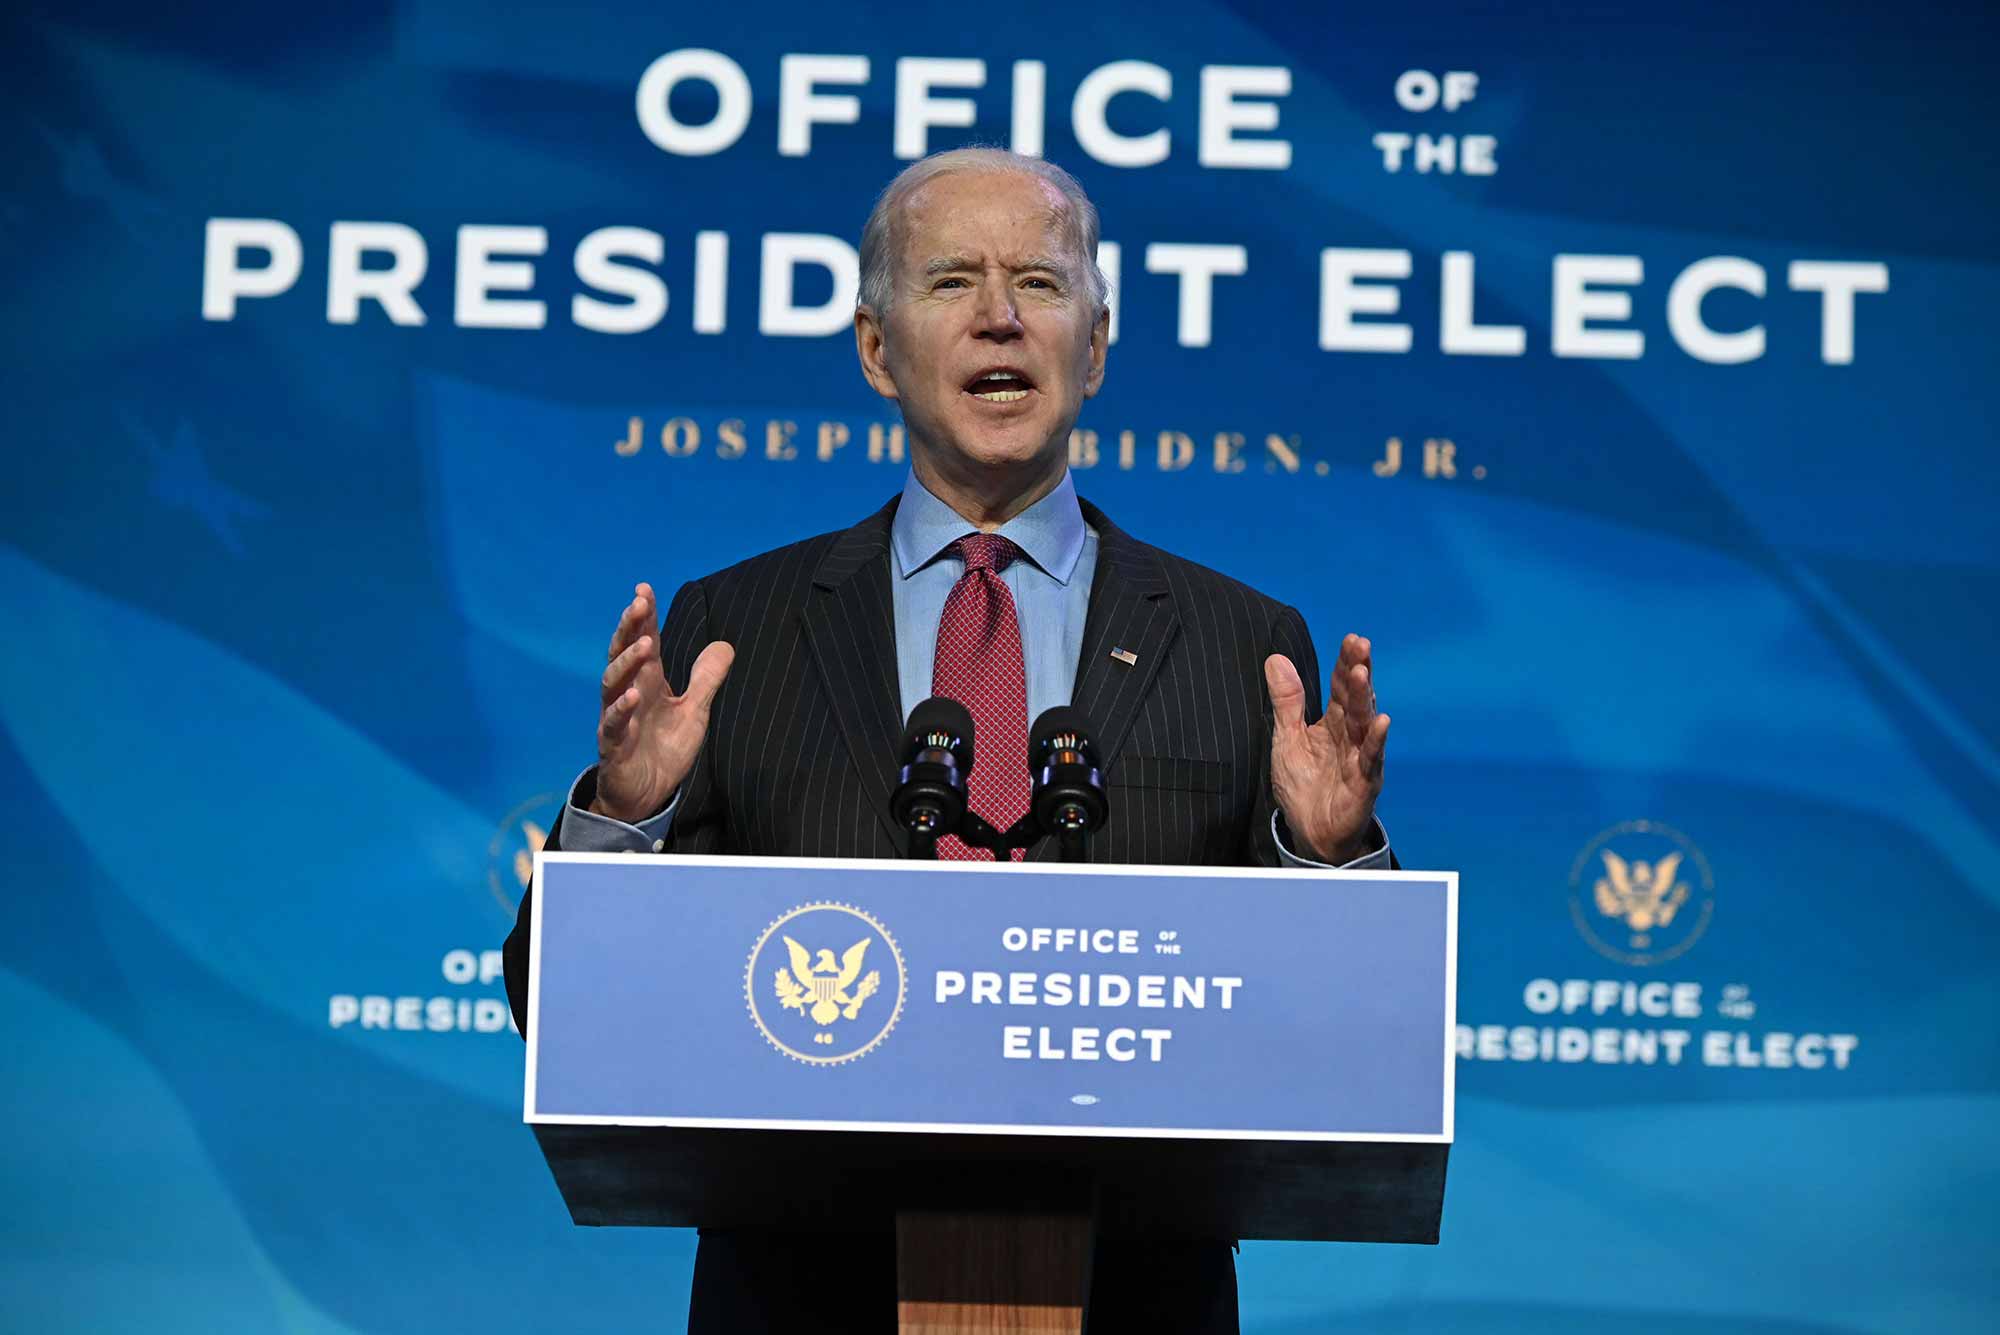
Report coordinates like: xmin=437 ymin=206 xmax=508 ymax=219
xmin=523 ymin=851 xmax=1458 ymax=1146
xmin=1443 ymin=867 xmax=1458 ymax=1143
xmin=521 ymin=847 xmax=547 ymax=1125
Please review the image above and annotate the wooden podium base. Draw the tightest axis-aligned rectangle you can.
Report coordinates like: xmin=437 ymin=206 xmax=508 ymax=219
xmin=896 ymin=1211 xmax=1094 ymax=1334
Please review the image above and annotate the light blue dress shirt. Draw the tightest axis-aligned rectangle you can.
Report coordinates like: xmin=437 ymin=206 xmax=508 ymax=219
xmin=560 ymin=470 xmax=1390 ymax=869
xmin=886 ymin=468 xmax=1096 ymax=725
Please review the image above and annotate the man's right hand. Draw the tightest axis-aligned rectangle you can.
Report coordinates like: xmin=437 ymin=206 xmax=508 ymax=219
xmin=592 ymin=582 xmax=736 ymax=824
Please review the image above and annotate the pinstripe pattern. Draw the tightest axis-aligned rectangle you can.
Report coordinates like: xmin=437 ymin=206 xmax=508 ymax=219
xmin=1059 ymin=496 xmax=1322 ymax=869
xmin=523 ymin=493 xmax=1324 ymax=874
xmin=506 ymin=492 xmax=1328 ymax=1029
xmin=505 ymin=492 xmax=1331 ymax=1019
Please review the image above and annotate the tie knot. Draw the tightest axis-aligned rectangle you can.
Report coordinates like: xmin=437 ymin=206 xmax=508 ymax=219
xmin=953 ymin=533 xmax=1020 ymax=574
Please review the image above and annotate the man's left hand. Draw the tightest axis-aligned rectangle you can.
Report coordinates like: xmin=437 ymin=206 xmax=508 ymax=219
xmin=1265 ymin=635 xmax=1390 ymax=864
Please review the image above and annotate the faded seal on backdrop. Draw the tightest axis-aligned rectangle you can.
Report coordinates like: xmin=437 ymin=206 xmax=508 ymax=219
xmin=1568 ymin=820 xmax=1715 ymax=967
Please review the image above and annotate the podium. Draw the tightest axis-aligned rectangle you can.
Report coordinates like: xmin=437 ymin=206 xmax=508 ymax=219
xmin=526 ymin=852 xmax=1455 ymax=1330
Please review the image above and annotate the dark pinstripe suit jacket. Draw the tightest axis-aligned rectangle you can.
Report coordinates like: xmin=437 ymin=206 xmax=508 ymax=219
xmin=502 ymin=493 xmax=1335 ymax=1333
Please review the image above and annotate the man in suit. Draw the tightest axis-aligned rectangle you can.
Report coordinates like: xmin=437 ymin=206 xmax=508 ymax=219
xmin=504 ymin=148 xmax=1393 ymax=1333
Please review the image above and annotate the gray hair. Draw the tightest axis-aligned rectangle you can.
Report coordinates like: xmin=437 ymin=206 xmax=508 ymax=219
xmin=856 ymin=147 xmax=1110 ymax=317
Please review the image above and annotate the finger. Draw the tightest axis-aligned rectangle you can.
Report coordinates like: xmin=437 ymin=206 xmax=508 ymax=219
xmin=1336 ymin=634 xmax=1372 ymax=683
xmin=678 ymin=640 xmax=737 ymax=713
xmin=598 ymin=685 xmax=641 ymax=750
xmin=1335 ymin=632 xmax=1370 ymax=676
xmin=1343 ymin=661 xmax=1375 ymax=741
xmin=635 ymin=581 xmax=658 ymax=635
xmin=615 ymin=588 xmax=649 ymax=645
xmin=1263 ymin=654 xmax=1307 ymax=736
xmin=606 ymin=584 xmax=655 ymax=662
xmin=1362 ymin=713 xmax=1390 ymax=782
xmin=1325 ymin=654 xmax=1349 ymax=716
xmin=1325 ymin=660 xmax=1368 ymax=741
xmin=601 ymin=635 xmax=654 ymax=707
xmin=1340 ymin=633 xmax=1374 ymax=699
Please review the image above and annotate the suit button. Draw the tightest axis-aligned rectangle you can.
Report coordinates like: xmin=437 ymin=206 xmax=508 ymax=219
xmin=653 ymin=839 xmax=666 ymax=853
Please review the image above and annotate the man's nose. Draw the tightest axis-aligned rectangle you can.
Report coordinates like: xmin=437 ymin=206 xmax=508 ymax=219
xmin=971 ymin=281 xmax=1023 ymax=339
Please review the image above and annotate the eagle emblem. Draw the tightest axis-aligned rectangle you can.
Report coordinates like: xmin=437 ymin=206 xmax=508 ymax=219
xmin=1594 ymin=850 xmax=1687 ymax=937
xmin=485 ymin=792 xmax=561 ymax=919
xmin=773 ymin=936 xmax=881 ymax=1027
xmin=512 ymin=818 xmax=547 ymax=894
xmin=747 ymin=903 xmax=905 ymax=1064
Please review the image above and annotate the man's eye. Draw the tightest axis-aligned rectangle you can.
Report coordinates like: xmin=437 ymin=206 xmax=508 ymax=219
xmin=935 ymin=278 xmax=967 ymax=289
xmin=1023 ymin=277 xmax=1056 ymax=289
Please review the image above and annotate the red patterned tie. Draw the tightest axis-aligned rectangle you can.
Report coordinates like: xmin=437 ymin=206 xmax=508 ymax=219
xmin=932 ymin=533 xmax=1030 ymax=862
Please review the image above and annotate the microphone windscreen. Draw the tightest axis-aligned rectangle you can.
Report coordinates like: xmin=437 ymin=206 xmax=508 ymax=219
xmin=906 ymin=696 xmax=975 ymax=770
xmin=1029 ymin=706 xmax=1097 ymax=765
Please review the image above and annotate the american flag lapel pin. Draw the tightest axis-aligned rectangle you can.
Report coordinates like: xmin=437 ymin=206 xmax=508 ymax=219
xmin=1111 ymin=647 xmax=1139 ymax=666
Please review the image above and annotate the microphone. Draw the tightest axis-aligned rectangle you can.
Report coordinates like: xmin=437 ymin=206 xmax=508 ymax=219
xmin=891 ymin=697 xmax=976 ymax=856
xmin=1029 ymin=706 xmax=1108 ymax=858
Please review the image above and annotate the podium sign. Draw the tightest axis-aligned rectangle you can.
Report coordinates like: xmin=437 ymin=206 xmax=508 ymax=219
xmin=526 ymin=853 xmax=1456 ymax=1242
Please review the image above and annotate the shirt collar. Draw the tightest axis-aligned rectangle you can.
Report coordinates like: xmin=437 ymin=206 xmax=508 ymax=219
xmin=891 ymin=470 xmax=1087 ymax=586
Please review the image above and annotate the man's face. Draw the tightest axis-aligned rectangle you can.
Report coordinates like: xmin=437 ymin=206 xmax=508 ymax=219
xmin=856 ymin=171 xmax=1108 ymax=492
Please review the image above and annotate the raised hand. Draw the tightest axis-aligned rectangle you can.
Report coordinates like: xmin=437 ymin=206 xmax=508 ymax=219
xmin=592 ymin=582 xmax=735 ymax=824
xmin=1264 ymin=634 xmax=1390 ymax=864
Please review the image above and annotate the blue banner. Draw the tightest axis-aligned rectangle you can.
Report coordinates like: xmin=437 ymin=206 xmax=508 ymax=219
xmin=530 ymin=855 xmax=1452 ymax=1137
xmin=5 ymin=1 xmax=1997 ymax=1331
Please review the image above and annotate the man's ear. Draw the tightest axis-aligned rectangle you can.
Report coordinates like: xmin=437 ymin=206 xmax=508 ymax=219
xmin=1082 ymin=303 xmax=1110 ymax=397
xmin=854 ymin=305 xmax=900 ymax=401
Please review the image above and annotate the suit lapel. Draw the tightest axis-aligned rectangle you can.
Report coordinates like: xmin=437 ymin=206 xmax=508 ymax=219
xmin=1029 ymin=499 xmax=1180 ymax=862
xmin=798 ymin=492 xmax=1178 ymax=862
xmin=799 ymin=498 xmax=910 ymax=855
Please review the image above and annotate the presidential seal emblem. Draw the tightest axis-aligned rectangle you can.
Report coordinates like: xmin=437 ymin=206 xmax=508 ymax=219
xmin=1568 ymin=820 xmax=1715 ymax=966
xmin=745 ymin=902 xmax=906 ymax=1065
xmin=486 ymin=791 xmax=560 ymax=918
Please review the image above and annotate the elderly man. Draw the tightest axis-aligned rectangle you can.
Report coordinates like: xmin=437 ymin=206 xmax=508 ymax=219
xmin=504 ymin=148 xmax=1392 ymax=1333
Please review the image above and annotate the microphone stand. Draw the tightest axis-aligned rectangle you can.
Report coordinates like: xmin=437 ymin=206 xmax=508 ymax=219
xmin=951 ymin=811 xmax=1044 ymax=860
xmin=948 ymin=811 xmax=1092 ymax=862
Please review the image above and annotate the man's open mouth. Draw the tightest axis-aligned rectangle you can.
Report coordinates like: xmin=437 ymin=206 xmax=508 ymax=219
xmin=963 ymin=368 xmax=1037 ymax=403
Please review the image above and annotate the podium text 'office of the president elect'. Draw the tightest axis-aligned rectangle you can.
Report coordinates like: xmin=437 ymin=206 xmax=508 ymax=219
xmin=524 ymin=852 xmax=1456 ymax=1329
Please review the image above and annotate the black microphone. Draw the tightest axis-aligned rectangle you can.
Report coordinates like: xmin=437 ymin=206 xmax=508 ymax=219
xmin=1029 ymin=706 xmax=1108 ymax=858
xmin=891 ymin=697 xmax=976 ymax=856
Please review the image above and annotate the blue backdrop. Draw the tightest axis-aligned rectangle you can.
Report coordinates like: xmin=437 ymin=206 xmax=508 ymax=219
xmin=5 ymin=2 xmax=1996 ymax=1331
